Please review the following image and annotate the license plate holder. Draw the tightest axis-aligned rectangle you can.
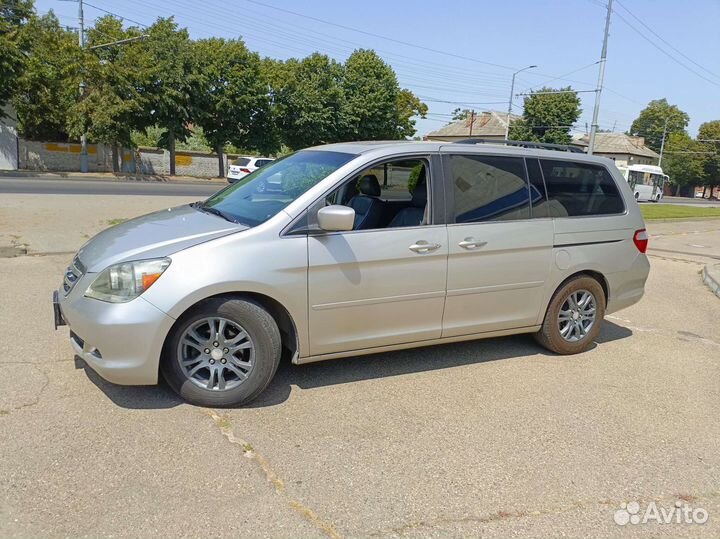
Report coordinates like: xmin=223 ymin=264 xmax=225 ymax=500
xmin=53 ymin=290 xmax=66 ymax=330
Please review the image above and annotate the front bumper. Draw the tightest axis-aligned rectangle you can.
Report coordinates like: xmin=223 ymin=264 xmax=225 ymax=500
xmin=54 ymin=279 xmax=176 ymax=385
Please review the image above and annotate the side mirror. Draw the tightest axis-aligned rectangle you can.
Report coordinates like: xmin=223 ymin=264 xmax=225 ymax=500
xmin=317 ymin=205 xmax=355 ymax=232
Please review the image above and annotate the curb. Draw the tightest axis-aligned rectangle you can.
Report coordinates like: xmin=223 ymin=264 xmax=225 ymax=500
xmin=702 ymin=264 xmax=720 ymax=299
xmin=0 ymin=171 xmax=227 ymax=186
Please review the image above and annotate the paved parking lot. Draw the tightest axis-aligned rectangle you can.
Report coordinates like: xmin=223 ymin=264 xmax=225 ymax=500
xmin=1 ymin=192 xmax=719 ymax=538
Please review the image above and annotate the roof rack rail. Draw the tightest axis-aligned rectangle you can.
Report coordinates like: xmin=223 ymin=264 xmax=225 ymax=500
xmin=452 ymin=138 xmax=585 ymax=154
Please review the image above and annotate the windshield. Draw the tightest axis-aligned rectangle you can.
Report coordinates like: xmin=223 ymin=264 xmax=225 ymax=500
xmin=201 ymin=150 xmax=356 ymax=227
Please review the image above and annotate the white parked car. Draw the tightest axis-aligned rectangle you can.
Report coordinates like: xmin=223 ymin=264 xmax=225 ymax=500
xmin=227 ymin=156 xmax=275 ymax=183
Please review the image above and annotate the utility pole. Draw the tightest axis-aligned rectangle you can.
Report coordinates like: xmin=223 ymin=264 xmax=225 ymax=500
xmin=658 ymin=117 xmax=669 ymax=166
xmin=77 ymin=0 xmax=88 ymax=172
xmin=505 ymin=64 xmax=537 ymax=139
xmin=588 ymin=0 xmax=613 ymax=155
xmin=61 ymin=0 xmax=88 ymax=171
xmin=469 ymin=110 xmax=475 ymax=136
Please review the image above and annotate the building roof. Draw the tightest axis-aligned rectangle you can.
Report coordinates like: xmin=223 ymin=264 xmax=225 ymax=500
xmin=571 ymin=132 xmax=659 ymax=158
xmin=425 ymin=111 xmax=520 ymax=139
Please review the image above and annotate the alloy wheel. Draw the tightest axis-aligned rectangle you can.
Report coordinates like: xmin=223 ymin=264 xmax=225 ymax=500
xmin=177 ymin=317 xmax=255 ymax=391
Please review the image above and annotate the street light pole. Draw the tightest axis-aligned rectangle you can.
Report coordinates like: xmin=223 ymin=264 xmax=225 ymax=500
xmin=588 ymin=0 xmax=613 ymax=155
xmin=505 ymin=65 xmax=537 ymax=140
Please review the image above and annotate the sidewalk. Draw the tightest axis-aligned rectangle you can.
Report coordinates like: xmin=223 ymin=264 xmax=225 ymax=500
xmin=0 ymin=170 xmax=227 ymax=185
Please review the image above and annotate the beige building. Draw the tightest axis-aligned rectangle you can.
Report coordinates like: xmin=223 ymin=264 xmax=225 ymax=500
xmin=425 ymin=111 xmax=521 ymax=142
xmin=571 ymin=133 xmax=659 ymax=167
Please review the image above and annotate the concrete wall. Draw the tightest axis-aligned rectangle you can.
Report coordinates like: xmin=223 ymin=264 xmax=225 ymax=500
xmin=19 ymin=140 xmax=113 ymax=172
xmin=0 ymin=109 xmax=19 ymax=171
xmin=18 ymin=140 xmax=231 ymax=178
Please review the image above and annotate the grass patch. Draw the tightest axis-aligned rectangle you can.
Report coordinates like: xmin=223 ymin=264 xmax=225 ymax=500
xmin=106 ymin=218 xmax=127 ymax=226
xmin=639 ymin=204 xmax=720 ymax=220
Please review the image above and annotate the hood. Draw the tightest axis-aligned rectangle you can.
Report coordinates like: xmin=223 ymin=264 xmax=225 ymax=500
xmin=77 ymin=204 xmax=247 ymax=272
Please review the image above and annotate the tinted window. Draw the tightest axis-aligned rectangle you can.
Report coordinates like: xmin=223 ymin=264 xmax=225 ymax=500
xmin=234 ymin=157 xmax=251 ymax=166
xmin=540 ymin=159 xmax=624 ymax=216
xmin=257 ymin=159 xmax=273 ymax=167
xmin=525 ymin=158 xmax=549 ymax=217
xmin=450 ymin=155 xmax=530 ymax=222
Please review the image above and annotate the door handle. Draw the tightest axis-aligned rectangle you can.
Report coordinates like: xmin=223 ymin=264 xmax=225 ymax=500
xmin=409 ymin=240 xmax=441 ymax=253
xmin=458 ymin=237 xmax=487 ymax=250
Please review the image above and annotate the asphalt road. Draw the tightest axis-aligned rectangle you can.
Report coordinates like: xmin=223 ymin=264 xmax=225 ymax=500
xmin=0 ymin=176 xmax=224 ymax=197
xmin=1 ymin=193 xmax=720 ymax=539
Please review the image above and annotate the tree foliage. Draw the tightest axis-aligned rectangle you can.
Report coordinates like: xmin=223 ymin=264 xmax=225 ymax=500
xmin=66 ymin=16 xmax=147 ymax=152
xmin=451 ymin=108 xmax=472 ymax=121
xmin=0 ymin=0 xmax=34 ymax=116
xmin=342 ymin=49 xmax=400 ymax=140
xmin=629 ymin=98 xmax=689 ymax=152
xmin=663 ymin=132 xmax=706 ymax=193
xmin=270 ymin=53 xmax=346 ymax=150
xmin=6 ymin=5 xmax=427 ymax=175
xmin=192 ymin=38 xmax=275 ymax=176
xmin=139 ymin=18 xmax=199 ymax=173
xmin=697 ymin=120 xmax=720 ymax=187
xmin=508 ymin=87 xmax=581 ymax=145
xmin=13 ymin=12 xmax=80 ymax=140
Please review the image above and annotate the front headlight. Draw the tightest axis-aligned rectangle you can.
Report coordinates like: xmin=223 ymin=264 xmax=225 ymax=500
xmin=85 ymin=258 xmax=171 ymax=303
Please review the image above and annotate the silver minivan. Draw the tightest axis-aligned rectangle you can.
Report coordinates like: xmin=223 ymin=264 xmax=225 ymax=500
xmin=53 ymin=140 xmax=650 ymax=407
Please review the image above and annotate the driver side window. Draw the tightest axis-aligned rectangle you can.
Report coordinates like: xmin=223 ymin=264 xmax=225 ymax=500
xmin=327 ymin=158 xmax=430 ymax=231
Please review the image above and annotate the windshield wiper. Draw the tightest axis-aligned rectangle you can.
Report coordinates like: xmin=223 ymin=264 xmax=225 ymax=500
xmin=193 ymin=203 xmax=238 ymax=224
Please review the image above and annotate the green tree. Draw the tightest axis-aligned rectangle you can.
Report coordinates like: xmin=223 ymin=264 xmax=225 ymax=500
xmin=629 ymin=98 xmax=689 ymax=152
xmin=13 ymin=12 xmax=81 ymax=140
xmin=508 ymin=87 xmax=581 ymax=145
xmin=697 ymin=120 xmax=720 ymax=194
xmin=139 ymin=18 xmax=198 ymax=175
xmin=271 ymin=53 xmax=346 ymax=150
xmin=193 ymin=38 xmax=276 ymax=177
xmin=66 ymin=16 xmax=148 ymax=170
xmin=662 ymin=132 xmax=706 ymax=195
xmin=0 ymin=0 xmax=34 ymax=116
xmin=342 ymin=49 xmax=401 ymax=140
xmin=395 ymin=88 xmax=427 ymax=139
xmin=451 ymin=108 xmax=472 ymax=121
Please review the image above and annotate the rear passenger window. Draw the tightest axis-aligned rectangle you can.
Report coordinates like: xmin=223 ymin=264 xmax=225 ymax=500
xmin=450 ymin=155 xmax=530 ymax=223
xmin=540 ymin=159 xmax=624 ymax=216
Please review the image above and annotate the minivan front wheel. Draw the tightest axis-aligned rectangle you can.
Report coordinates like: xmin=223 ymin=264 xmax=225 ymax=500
xmin=534 ymin=276 xmax=606 ymax=354
xmin=162 ymin=298 xmax=281 ymax=407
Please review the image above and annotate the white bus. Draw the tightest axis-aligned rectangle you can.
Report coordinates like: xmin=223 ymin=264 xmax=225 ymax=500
xmin=617 ymin=164 xmax=668 ymax=202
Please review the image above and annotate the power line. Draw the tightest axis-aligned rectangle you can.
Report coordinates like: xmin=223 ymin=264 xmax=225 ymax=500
xmin=83 ymin=1 xmax=149 ymax=28
xmin=612 ymin=9 xmax=720 ymax=89
xmin=614 ymin=0 xmax=720 ymax=81
xmin=242 ymin=0 xmax=520 ymax=71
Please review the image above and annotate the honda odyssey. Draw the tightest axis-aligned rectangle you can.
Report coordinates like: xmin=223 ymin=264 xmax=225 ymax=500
xmin=53 ymin=140 xmax=650 ymax=407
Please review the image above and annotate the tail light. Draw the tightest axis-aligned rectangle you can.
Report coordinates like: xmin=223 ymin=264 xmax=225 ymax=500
xmin=240 ymin=168 xmax=251 ymax=173
xmin=633 ymin=229 xmax=648 ymax=253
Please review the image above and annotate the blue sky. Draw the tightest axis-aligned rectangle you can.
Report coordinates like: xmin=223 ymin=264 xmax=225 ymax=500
xmin=36 ymin=0 xmax=720 ymax=138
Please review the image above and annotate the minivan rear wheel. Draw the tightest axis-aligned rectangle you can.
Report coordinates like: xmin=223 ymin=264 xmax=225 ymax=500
xmin=534 ymin=276 xmax=605 ymax=354
xmin=162 ymin=297 xmax=281 ymax=407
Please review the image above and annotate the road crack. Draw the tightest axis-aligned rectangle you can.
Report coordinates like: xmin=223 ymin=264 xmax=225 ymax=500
xmin=1 ymin=364 xmax=50 ymax=416
xmin=206 ymin=410 xmax=342 ymax=539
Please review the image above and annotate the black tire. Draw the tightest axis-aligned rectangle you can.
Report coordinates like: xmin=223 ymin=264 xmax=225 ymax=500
xmin=162 ymin=297 xmax=281 ymax=407
xmin=534 ymin=275 xmax=606 ymax=355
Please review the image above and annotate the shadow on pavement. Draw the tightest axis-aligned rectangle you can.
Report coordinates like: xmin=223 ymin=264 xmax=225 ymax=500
xmin=77 ymin=320 xmax=633 ymax=410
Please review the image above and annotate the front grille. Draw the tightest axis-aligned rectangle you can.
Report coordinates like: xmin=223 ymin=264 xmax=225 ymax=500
xmin=63 ymin=256 xmax=86 ymax=294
